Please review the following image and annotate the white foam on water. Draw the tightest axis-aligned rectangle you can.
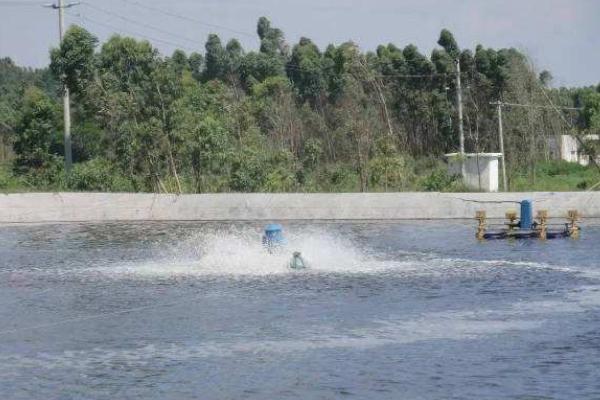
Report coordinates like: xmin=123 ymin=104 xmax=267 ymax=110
xmin=86 ymin=228 xmax=416 ymax=278
xmin=566 ymin=285 xmax=600 ymax=307
xmin=149 ymin=229 xmax=598 ymax=279
xmin=0 ymin=310 xmax=544 ymax=373
xmin=48 ymin=237 xmax=596 ymax=280
xmin=95 ymin=226 xmax=582 ymax=279
xmin=5 ymin=225 xmax=598 ymax=281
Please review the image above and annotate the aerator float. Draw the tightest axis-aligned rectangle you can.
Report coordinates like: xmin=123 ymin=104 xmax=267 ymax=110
xmin=262 ymin=224 xmax=307 ymax=269
xmin=262 ymin=224 xmax=287 ymax=252
xmin=475 ymin=200 xmax=581 ymax=240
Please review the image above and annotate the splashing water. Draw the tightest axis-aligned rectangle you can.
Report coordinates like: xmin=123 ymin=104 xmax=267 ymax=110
xmin=80 ymin=225 xmax=593 ymax=280
xmin=4 ymin=223 xmax=598 ymax=282
xmin=101 ymin=227 xmax=392 ymax=278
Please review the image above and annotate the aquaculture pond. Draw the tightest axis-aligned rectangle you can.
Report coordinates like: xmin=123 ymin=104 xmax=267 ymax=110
xmin=0 ymin=221 xmax=599 ymax=399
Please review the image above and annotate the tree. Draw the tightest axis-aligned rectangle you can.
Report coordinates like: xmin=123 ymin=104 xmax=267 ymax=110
xmin=257 ymin=17 xmax=287 ymax=57
xmin=188 ymin=52 xmax=204 ymax=81
xmin=403 ymin=44 xmax=435 ymax=77
xmin=170 ymin=49 xmax=189 ymax=75
xmin=240 ymin=51 xmax=285 ymax=88
xmin=185 ymin=116 xmax=232 ymax=192
xmin=431 ymin=49 xmax=453 ymax=75
xmin=539 ymin=70 xmax=553 ymax=87
xmin=98 ymin=35 xmax=158 ymax=91
xmin=252 ymin=76 xmax=304 ymax=155
xmin=582 ymin=91 xmax=600 ymax=131
xmin=204 ymin=34 xmax=227 ymax=81
xmin=13 ymin=87 xmax=60 ymax=171
xmin=50 ymin=25 xmax=98 ymax=96
xmin=287 ymin=37 xmax=326 ymax=105
xmin=437 ymin=29 xmax=460 ymax=60
xmin=369 ymin=137 xmax=411 ymax=191
xmin=3 ymin=21 xmax=590 ymax=194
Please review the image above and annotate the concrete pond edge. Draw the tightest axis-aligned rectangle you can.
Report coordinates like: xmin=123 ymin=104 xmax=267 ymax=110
xmin=0 ymin=192 xmax=598 ymax=224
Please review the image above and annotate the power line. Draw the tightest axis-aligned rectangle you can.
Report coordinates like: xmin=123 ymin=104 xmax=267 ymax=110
xmin=375 ymin=72 xmax=450 ymax=79
xmin=499 ymin=101 xmax=582 ymax=111
xmin=67 ymin=5 xmax=457 ymax=82
xmin=61 ymin=7 xmax=478 ymax=83
xmin=69 ymin=10 xmax=197 ymax=52
xmin=0 ymin=0 xmax=44 ymax=6
xmin=82 ymin=2 xmax=200 ymax=47
xmin=284 ymin=61 xmax=450 ymax=80
xmin=121 ymin=0 xmax=257 ymax=39
xmin=68 ymin=11 xmax=434 ymax=81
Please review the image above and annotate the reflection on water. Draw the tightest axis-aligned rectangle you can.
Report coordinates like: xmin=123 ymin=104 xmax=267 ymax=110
xmin=0 ymin=221 xmax=599 ymax=399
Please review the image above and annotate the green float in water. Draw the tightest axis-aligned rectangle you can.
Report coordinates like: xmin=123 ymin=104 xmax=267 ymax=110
xmin=289 ymin=251 xmax=307 ymax=269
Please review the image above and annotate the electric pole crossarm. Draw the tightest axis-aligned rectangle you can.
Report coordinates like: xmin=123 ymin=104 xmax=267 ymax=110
xmin=43 ymin=2 xmax=80 ymax=10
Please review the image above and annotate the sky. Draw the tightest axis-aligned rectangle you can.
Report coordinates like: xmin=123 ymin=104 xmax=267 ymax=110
xmin=0 ymin=0 xmax=598 ymax=87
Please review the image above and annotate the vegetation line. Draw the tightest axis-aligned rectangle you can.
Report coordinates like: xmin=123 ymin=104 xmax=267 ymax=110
xmin=0 ymin=17 xmax=599 ymax=194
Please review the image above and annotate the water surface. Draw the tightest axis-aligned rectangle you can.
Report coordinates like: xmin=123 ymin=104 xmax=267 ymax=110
xmin=1 ymin=221 xmax=599 ymax=399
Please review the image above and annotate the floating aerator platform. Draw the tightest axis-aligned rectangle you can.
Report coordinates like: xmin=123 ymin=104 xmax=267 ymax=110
xmin=476 ymin=200 xmax=581 ymax=240
xmin=262 ymin=223 xmax=307 ymax=269
xmin=262 ymin=223 xmax=287 ymax=252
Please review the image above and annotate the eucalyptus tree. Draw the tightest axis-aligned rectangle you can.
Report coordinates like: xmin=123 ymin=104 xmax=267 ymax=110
xmin=188 ymin=52 xmax=204 ymax=81
xmin=204 ymin=34 xmax=227 ymax=82
xmin=5 ymin=18 xmax=594 ymax=193
xmin=287 ymin=37 xmax=326 ymax=107
xmin=257 ymin=17 xmax=288 ymax=57
xmin=50 ymin=25 xmax=98 ymax=97
xmin=12 ymin=87 xmax=60 ymax=172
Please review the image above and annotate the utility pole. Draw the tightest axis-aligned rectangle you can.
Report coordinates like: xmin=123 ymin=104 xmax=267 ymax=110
xmin=455 ymin=58 xmax=466 ymax=177
xmin=44 ymin=0 xmax=79 ymax=172
xmin=491 ymin=101 xmax=508 ymax=191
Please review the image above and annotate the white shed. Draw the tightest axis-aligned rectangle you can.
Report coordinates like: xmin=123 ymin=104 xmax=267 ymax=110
xmin=445 ymin=153 xmax=503 ymax=192
xmin=548 ymin=134 xmax=599 ymax=166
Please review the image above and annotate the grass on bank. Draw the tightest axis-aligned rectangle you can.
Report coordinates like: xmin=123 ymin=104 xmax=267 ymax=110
xmin=1 ymin=159 xmax=599 ymax=193
xmin=510 ymin=161 xmax=600 ymax=192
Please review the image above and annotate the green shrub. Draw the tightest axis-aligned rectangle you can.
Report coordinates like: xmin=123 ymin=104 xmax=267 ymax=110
xmin=263 ymin=168 xmax=296 ymax=192
xmin=302 ymin=138 xmax=323 ymax=169
xmin=369 ymin=155 xmax=412 ymax=191
xmin=66 ymin=158 xmax=120 ymax=191
xmin=576 ymin=180 xmax=589 ymax=190
xmin=230 ymin=148 xmax=268 ymax=192
xmin=0 ymin=164 xmax=21 ymax=190
xmin=22 ymin=155 xmax=66 ymax=189
xmin=320 ymin=164 xmax=358 ymax=192
xmin=421 ymin=168 xmax=458 ymax=192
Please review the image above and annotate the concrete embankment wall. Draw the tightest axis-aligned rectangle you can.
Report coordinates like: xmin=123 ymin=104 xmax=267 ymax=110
xmin=0 ymin=192 xmax=598 ymax=224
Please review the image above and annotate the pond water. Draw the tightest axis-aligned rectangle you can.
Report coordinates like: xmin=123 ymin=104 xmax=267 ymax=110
xmin=0 ymin=221 xmax=599 ymax=399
